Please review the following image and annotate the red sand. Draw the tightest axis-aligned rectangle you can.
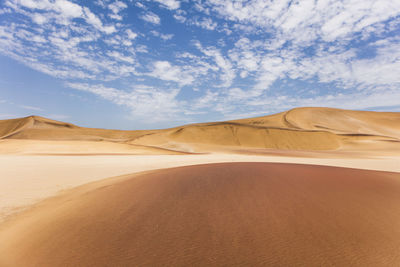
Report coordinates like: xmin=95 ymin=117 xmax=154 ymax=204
xmin=1 ymin=163 xmax=400 ymax=266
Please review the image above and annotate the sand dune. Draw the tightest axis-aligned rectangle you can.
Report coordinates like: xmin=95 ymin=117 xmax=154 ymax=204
xmin=0 ymin=115 xmax=153 ymax=142
xmin=2 ymin=153 xmax=400 ymax=221
xmin=130 ymin=107 xmax=400 ymax=152
xmin=1 ymin=107 xmax=399 ymax=154
xmin=284 ymin=107 xmax=400 ymax=138
xmin=129 ymin=122 xmax=342 ymax=151
xmin=129 ymin=107 xmax=400 ymax=153
xmin=1 ymin=163 xmax=400 ymax=266
xmin=232 ymin=107 xmax=400 ymax=138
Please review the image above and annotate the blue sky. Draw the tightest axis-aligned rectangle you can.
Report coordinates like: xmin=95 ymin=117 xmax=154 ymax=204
xmin=0 ymin=0 xmax=399 ymax=129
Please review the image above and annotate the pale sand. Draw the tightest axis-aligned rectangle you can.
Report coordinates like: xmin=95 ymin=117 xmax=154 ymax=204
xmin=1 ymin=153 xmax=399 ymax=221
xmin=1 ymin=163 xmax=400 ymax=266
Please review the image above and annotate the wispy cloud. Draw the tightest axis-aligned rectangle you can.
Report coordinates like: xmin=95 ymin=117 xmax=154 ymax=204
xmin=195 ymin=41 xmax=235 ymax=87
xmin=150 ymin=30 xmax=174 ymax=40
xmin=108 ymin=1 xmax=127 ymax=20
xmin=140 ymin=11 xmax=161 ymax=24
xmin=67 ymin=82 xmax=185 ymax=122
xmin=19 ymin=105 xmax=43 ymax=111
xmin=152 ymin=0 xmax=180 ymax=10
xmin=191 ymin=17 xmax=217 ymax=30
xmin=148 ymin=61 xmax=194 ymax=86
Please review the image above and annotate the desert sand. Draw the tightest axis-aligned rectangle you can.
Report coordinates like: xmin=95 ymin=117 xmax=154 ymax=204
xmin=1 ymin=163 xmax=400 ymax=266
xmin=1 ymin=153 xmax=400 ymax=222
xmin=0 ymin=107 xmax=400 ymax=266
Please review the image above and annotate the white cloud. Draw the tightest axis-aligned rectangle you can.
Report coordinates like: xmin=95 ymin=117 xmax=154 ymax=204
xmin=83 ymin=7 xmax=116 ymax=34
xmin=149 ymin=61 xmax=194 ymax=86
xmin=140 ymin=11 xmax=161 ymax=24
xmin=204 ymin=0 xmax=400 ymax=46
xmin=32 ymin=13 xmax=47 ymax=24
xmin=173 ymin=13 xmax=186 ymax=23
xmin=152 ymin=0 xmax=180 ymax=10
xmin=0 ymin=1 xmax=143 ymax=81
xmin=108 ymin=1 xmax=127 ymax=20
xmin=193 ymin=90 xmax=219 ymax=109
xmin=191 ymin=17 xmax=217 ymax=30
xmin=54 ymin=0 xmax=83 ymax=17
xmin=107 ymin=51 xmax=135 ymax=64
xmin=195 ymin=42 xmax=235 ymax=87
xmin=10 ymin=0 xmax=84 ymax=21
xmin=126 ymin=29 xmax=137 ymax=39
xmin=6 ymin=0 xmax=116 ymax=34
xmin=135 ymin=2 xmax=146 ymax=9
xmin=351 ymin=41 xmax=400 ymax=85
xmin=150 ymin=30 xmax=173 ymax=40
xmin=67 ymin=82 xmax=185 ymax=122
xmin=173 ymin=9 xmax=187 ymax=23
xmin=19 ymin=105 xmax=43 ymax=111
xmin=229 ymin=38 xmax=261 ymax=75
xmin=252 ymin=55 xmax=297 ymax=93
xmin=109 ymin=1 xmax=127 ymax=13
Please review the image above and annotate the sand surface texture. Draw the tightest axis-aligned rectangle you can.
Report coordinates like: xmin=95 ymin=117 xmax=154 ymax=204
xmin=1 ymin=163 xmax=400 ymax=266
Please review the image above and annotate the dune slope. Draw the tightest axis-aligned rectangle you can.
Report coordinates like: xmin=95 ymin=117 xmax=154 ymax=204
xmin=1 ymin=163 xmax=400 ymax=266
xmin=0 ymin=116 xmax=33 ymax=139
xmin=0 ymin=116 xmax=179 ymax=154
xmin=0 ymin=115 xmax=151 ymax=141
xmin=284 ymin=107 xmax=400 ymax=138
xmin=130 ymin=107 xmax=400 ymax=152
xmin=130 ymin=123 xmax=341 ymax=151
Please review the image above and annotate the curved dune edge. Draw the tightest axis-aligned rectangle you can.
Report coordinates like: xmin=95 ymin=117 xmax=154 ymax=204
xmin=1 ymin=163 xmax=400 ymax=266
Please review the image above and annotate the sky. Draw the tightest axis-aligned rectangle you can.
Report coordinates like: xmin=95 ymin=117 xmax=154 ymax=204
xmin=0 ymin=0 xmax=399 ymax=129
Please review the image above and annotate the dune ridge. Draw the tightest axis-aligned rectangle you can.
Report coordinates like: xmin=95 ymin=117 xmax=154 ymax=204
xmin=1 ymin=163 xmax=400 ymax=266
xmin=1 ymin=107 xmax=399 ymax=154
xmin=0 ymin=115 xmax=150 ymax=141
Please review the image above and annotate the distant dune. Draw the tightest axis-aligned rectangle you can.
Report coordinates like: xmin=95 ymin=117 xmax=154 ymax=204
xmin=0 ymin=115 xmax=150 ymax=141
xmin=1 ymin=107 xmax=399 ymax=154
xmin=0 ymin=116 xmax=181 ymax=154
xmin=1 ymin=163 xmax=400 ymax=266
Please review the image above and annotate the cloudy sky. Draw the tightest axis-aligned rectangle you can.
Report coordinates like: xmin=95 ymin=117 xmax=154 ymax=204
xmin=0 ymin=0 xmax=399 ymax=129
